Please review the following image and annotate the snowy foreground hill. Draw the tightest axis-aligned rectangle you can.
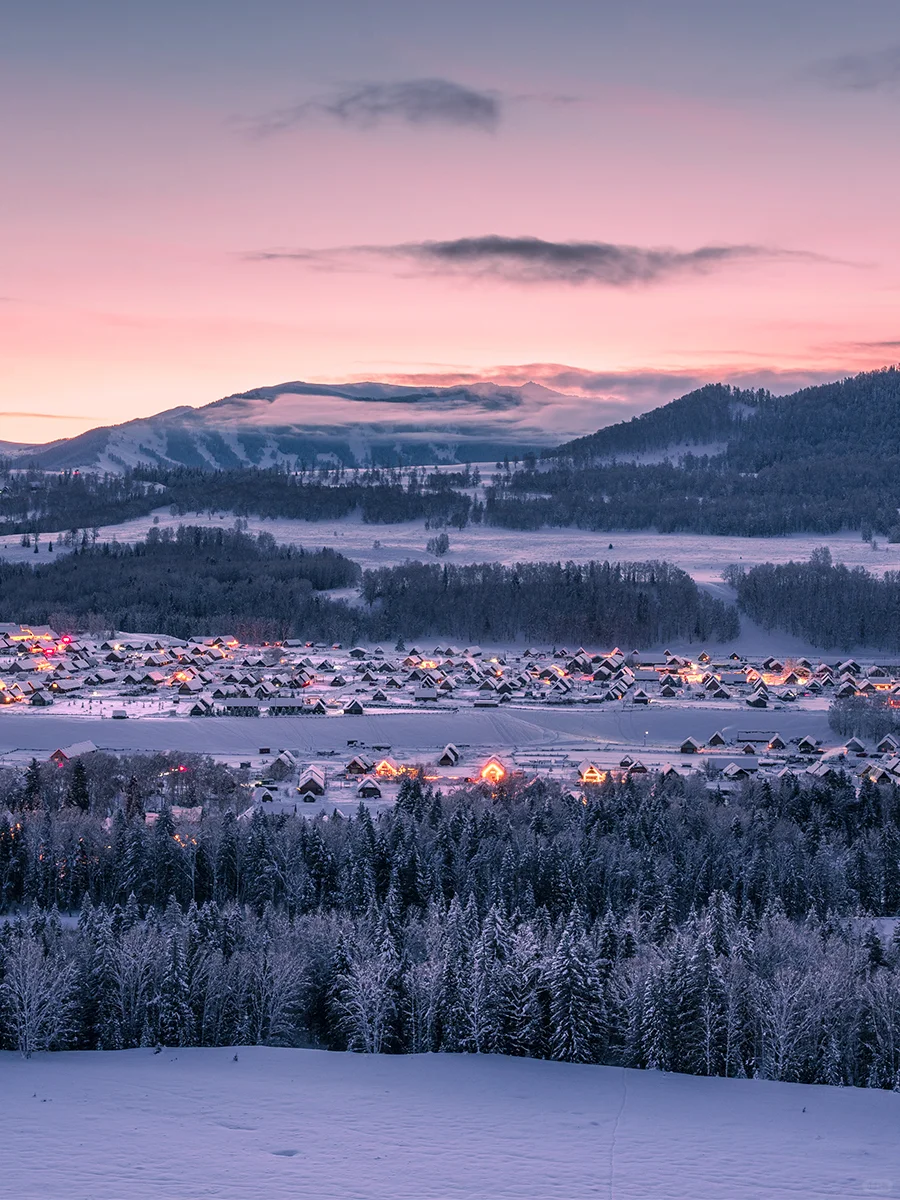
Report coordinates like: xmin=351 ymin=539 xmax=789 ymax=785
xmin=6 ymin=1047 xmax=899 ymax=1200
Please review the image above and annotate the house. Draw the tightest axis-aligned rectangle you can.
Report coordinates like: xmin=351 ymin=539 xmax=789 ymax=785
xmin=707 ymin=731 xmax=727 ymax=748
xmin=806 ymin=760 xmax=842 ymax=781
xmin=171 ymin=805 xmax=203 ymax=824
xmin=356 ymin=775 xmax=382 ymax=799
xmin=578 ymin=761 xmax=605 ymax=785
xmin=767 ymin=734 xmax=787 ymax=751
xmin=680 ymin=737 xmax=702 ymax=754
xmin=868 ymin=766 xmax=893 ymax=784
xmin=50 ymin=679 xmax=82 ymax=695
xmin=877 ymin=734 xmax=900 ymax=754
xmin=269 ymin=751 xmax=300 ymax=781
xmin=438 ymin=743 xmax=460 ymax=767
xmin=844 ymin=737 xmax=867 ymax=755
xmin=722 ymin=762 xmax=751 ymax=781
xmin=478 ymin=756 xmax=506 ymax=784
xmin=296 ymin=766 xmax=326 ymax=798
xmin=797 ymin=736 xmax=819 ymax=754
xmin=346 ymin=754 xmax=374 ymax=775
xmin=49 ymin=741 xmax=98 ymax=764
xmin=343 ymin=698 xmax=365 ymax=716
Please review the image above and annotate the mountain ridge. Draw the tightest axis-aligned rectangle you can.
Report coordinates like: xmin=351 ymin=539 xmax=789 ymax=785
xmin=3 ymin=379 xmax=584 ymax=472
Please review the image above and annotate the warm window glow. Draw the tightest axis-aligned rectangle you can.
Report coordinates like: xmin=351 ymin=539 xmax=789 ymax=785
xmin=480 ymin=758 xmax=506 ymax=784
xmin=580 ymin=765 xmax=606 ymax=785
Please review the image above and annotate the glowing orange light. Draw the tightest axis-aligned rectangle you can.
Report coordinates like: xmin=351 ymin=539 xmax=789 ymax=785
xmin=480 ymin=758 xmax=506 ymax=785
xmin=580 ymin=765 xmax=606 ymax=785
xmin=375 ymin=759 xmax=399 ymax=778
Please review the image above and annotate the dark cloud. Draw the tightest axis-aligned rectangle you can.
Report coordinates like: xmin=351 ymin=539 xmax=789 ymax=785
xmin=252 ymin=79 xmax=499 ymax=135
xmin=251 ymin=235 xmax=830 ymax=287
xmin=808 ymin=46 xmax=900 ymax=91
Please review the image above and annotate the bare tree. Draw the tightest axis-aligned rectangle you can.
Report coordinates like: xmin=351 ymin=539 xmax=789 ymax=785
xmin=1 ymin=936 xmax=77 ymax=1057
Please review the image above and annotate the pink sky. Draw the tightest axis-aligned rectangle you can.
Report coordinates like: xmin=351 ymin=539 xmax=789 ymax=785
xmin=3 ymin=3 xmax=900 ymax=445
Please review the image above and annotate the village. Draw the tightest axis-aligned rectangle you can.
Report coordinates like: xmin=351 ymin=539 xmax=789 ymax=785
xmin=0 ymin=620 xmax=898 ymax=812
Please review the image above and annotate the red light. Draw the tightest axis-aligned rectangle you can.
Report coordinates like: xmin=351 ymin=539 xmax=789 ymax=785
xmin=61 ymin=636 xmax=71 ymax=644
xmin=178 ymin=765 xmax=188 ymax=773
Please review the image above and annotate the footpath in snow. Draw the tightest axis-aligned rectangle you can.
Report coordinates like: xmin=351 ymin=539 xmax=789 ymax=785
xmin=5 ymin=1047 xmax=899 ymax=1200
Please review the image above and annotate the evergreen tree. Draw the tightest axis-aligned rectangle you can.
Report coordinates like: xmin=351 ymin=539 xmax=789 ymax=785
xmin=545 ymin=910 xmax=605 ymax=1064
xmin=157 ymin=932 xmax=193 ymax=1047
xmin=67 ymin=761 xmax=91 ymax=813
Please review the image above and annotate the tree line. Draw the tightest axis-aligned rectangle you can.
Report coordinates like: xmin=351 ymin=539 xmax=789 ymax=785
xmin=0 ymin=525 xmax=361 ymax=643
xmin=0 ymin=526 xmax=740 ymax=645
xmin=360 ymin=559 xmax=739 ymax=644
xmin=726 ymin=549 xmax=900 ymax=650
xmin=0 ymin=464 xmax=482 ymax=538
xmin=2 ymin=763 xmax=900 ymax=1086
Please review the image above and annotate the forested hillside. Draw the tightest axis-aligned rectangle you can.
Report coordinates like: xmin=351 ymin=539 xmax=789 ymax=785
xmin=555 ymin=383 xmax=764 ymax=460
xmin=5 ymin=368 xmax=900 ymax=538
xmin=1 ymin=763 xmax=899 ymax=1087
xmin=503 ymin=367 xmax=900 ymax=536
xmin=554 ymin=368 xmax=900 ymax=465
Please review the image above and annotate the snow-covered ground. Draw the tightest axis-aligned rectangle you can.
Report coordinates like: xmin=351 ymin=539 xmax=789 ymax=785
xmin=1 ymin=507 xmax=895 ymax=580
xmin=0 ymin=702 xmax=833 ymax=761
xmin=5 ymin=1047 xmax=898 ymax=1200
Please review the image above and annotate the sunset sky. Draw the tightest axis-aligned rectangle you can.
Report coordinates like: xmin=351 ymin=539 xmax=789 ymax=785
xmin=4 ymin=1 xmax=900 ymax=444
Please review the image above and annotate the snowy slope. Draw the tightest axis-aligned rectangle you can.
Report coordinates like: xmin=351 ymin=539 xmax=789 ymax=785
xmin=5 ymin=1048 xmax=898 ymax=1200
xmin=7 ymin=380 xmax=603 ymax=472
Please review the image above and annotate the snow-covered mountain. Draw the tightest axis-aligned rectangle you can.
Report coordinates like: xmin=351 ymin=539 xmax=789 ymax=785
xmin=6 ymin=379 xmax=609 ymax=471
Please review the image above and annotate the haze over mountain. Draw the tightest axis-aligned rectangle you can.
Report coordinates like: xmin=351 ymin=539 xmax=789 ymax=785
xmin=2 ymin=379 xmax=641 ymax=471
xmin=4 ymin=366 xmax=899 ymax=475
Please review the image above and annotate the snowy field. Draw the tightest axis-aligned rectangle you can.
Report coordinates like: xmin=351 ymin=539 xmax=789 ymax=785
xmin=0 ymin=703 xmax=833 ymax=761
xmin=5 ymin=1047 xmax=899 ymax=1200
xmin=1 ymin=506 xmax=896 ymax=581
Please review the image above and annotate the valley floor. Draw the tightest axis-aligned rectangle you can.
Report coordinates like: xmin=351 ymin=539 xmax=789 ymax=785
xmin=5 ymin=1047 xmax=898 ymax=1200
xmin=2 ymin=507 xmax=896 ymax=581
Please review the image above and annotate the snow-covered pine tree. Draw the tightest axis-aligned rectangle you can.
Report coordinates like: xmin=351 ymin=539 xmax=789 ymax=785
xmin=157 ymin=931 xmax=193 ymax=1047
xmin=545 ymin=908 xmax=605 ymax=1064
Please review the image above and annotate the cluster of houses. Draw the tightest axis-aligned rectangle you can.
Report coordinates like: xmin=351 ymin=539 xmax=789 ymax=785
xmin=4 ymin=624 xmax=900 ymax=719
xmin=247 ymin=724 xmax=900 ymax=809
